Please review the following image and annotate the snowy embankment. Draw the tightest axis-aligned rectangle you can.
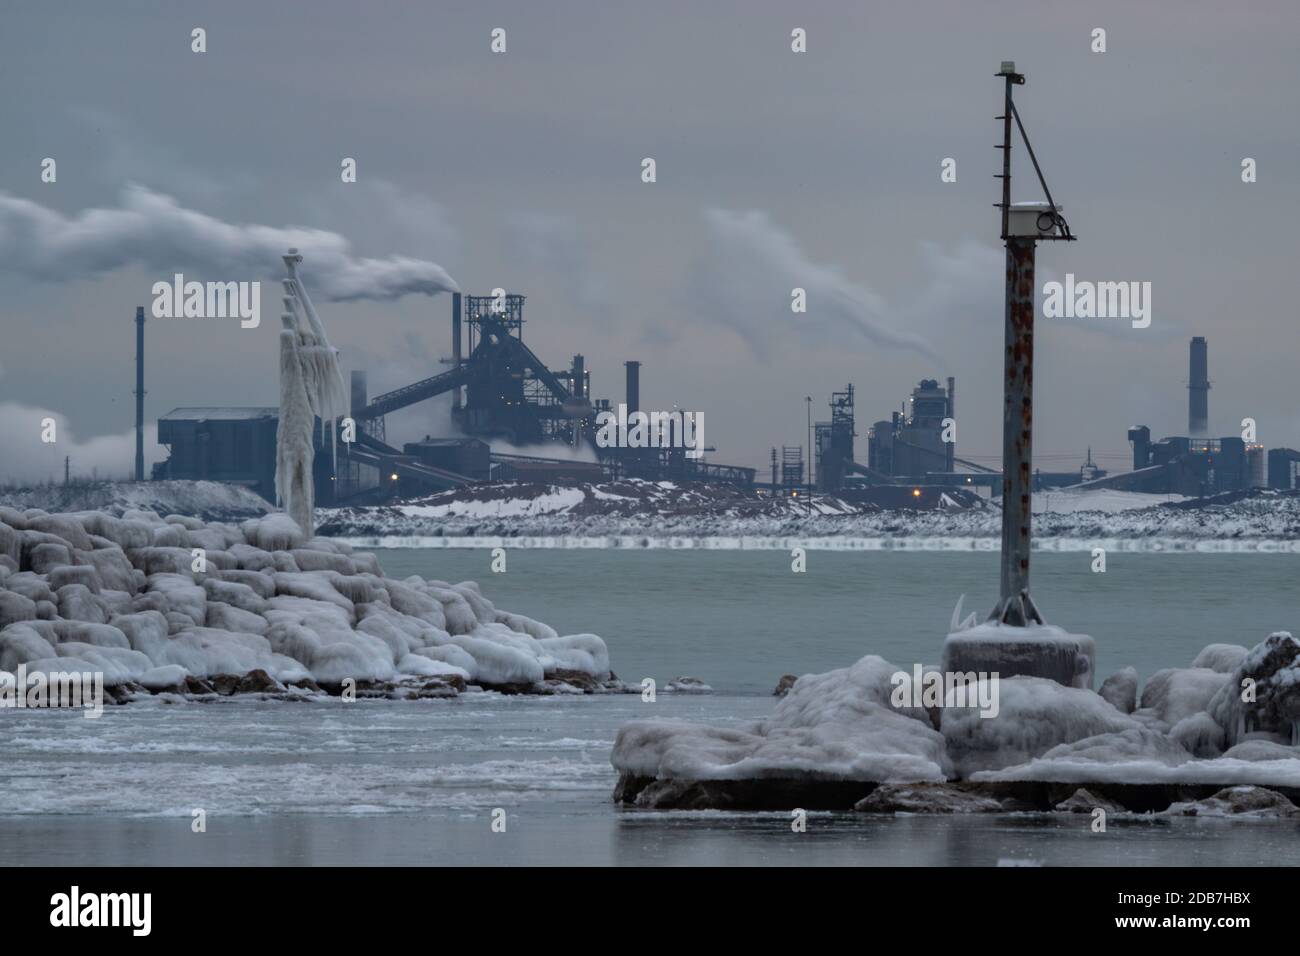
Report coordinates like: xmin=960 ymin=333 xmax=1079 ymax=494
xmin=612 ymin=632 xmax=1300 ymax=813
xmin=320 ymin=482 xmax=1300 ymax=550
xmin=0 ymin=481 xmax=272 ymax=524
xmin=0 ymin=507 xmax=616 ymax=701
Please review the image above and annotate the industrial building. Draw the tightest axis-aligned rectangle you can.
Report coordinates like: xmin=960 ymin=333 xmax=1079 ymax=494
xmin=151 ymin=294 xmax=755 ymax=505
xmin=1088 ymin=337 xmax=1283 ymax=496
xmin=154 ymin=407 xmax=278 ymax=500
xmin=865 ymin=378 xmax=957 ymax=479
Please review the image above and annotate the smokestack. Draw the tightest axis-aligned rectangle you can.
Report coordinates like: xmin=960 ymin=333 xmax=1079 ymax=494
xmin=134 ymin=306 xmax=145 ymax=481
xmin=451 ymin=292 xmax=462 ymax=411
xmin=571 ymin=354 xmax=585 ymax=398
xmin=625 ymin=360 xmax=640 ymax=414
xmin=350 ymin=370 xmax=367 ymax=416
xmin=945 ymin=376 xmax=955 ymax=472
xmin=1188 ymin=336 xmax=1209 ymax=436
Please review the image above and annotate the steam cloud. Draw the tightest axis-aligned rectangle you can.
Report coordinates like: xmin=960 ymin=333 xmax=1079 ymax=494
xmin=0 ymin=402 xmax=162 ymax=484
xmin=0 ymin=185 xmax=458 ymax=301
xmin=693 ymin=209 xmax=939 ymax=362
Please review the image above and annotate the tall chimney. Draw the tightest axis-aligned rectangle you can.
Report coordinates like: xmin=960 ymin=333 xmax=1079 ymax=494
xmin=625 ymin=360 xmax=640 ymax=414
xmin=350 ymin=370 xmax=367 ymax=415
xmin=571 ymin=354 xmax=585 ymax=398
xmin=945 ymin=375 xmax=956 ymax=472
xmin=451 ymin=292 xmax=463 ymax=410
xmin=1188 ymin=336 xmax=1209 ymax=435
xmin=134 ymin=306 xmax=145 ymax=481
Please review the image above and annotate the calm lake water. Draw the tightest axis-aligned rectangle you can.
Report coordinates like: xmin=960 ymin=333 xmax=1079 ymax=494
xmin=3 ymin=549 xmax=1298 ymax=866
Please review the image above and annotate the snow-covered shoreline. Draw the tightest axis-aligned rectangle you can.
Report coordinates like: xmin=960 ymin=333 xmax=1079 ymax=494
xmin=337 ymin=534 xmax=1300 ymax=553
xmin=0 ymin=506 xmax=617 ymax=703
xmin=318 ymin=482 xmax=1300 ymax=547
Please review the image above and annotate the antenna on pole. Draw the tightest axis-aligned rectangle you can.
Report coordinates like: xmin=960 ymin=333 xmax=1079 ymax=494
xmin=990 ymin=61 xmax=1076 ymax=628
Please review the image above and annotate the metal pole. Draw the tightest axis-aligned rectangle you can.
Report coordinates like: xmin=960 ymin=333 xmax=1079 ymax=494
xmin=996 ymin=237 xmax=1041 ymax=625
xmin=805 ymin=396 xmax=813 ymax=494
xmin=134 ymin=306 xmax=145 ymax=481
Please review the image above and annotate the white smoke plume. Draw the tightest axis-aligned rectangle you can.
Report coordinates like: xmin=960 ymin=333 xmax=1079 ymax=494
xmin=0 ymin=402 xmax=161 ymax=484
xmin=0 ymin=185 xmax=458 ymax=301
xmin=692 ymin=208 xmax=939 ymax=362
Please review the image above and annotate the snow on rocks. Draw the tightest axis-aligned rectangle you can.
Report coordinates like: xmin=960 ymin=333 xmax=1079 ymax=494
xmin=1207 ymin=632 xmax=1300 ymax=748
xmin=853 ymin=781 xmax=1008 ymax=814
xmin=0 ymin=508 xmax=614 ymax=703
xmin=663 ymin=676 xmax=712 ymax=693
xmin=615 ymin=636 xmax=1300 ymax=812
xmin=1098 ymin=666 xmax=1138 ymax=714
xmin=612 ymin=656 xmax=951 ymax=808
xmin=942 ymin=676 xmax=1141 ymax=776
xmin=1163 ymin=785 xmax=1299 ymax=818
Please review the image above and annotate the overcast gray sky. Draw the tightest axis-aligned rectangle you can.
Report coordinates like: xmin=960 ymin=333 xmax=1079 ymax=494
xmin=2 ymin=0 xmax=1297 ymax=482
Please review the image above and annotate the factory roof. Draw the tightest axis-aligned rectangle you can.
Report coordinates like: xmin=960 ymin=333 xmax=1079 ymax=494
xmin=161 ymin=407 xmax=278 ymax=421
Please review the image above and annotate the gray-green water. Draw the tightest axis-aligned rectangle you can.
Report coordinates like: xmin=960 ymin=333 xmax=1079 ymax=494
xmin=4 ymin=550 xmax=1298 ymax=867
xmin=378 ymin=549 xmax=1300 ymax=692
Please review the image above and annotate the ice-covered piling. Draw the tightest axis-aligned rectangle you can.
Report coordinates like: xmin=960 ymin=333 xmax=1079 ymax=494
xmin=943 ymin=621 xmax=1096 ymax=690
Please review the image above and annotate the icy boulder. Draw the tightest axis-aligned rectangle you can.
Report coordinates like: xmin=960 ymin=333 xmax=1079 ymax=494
xmin=854 ymin=782 xmax=1006 ymax=814
xmin=1208 ymin=632 xmax=1300 ymax=747
xmin=971 ymin=727 xmax=1192 ymax=783
xmin=0 ymin=509 xmax=614 ymax=699
xmin=1136 ymin=667 xmax=1230 ymax=729
xmin=942 ymin=676 xmax=1139 ymax=776
xmin=1192 ymin=643 xmax=1249 ymax=674
xmin=612 ymin=655 xmax=952 ymax=788
xmin=1164 ymin=786 xmax=1299 ymax=818
xmin=1098 ymin=667 xmax=1138 ymax=714
xmin=942 ymin=622 xmax=1096 ymax=690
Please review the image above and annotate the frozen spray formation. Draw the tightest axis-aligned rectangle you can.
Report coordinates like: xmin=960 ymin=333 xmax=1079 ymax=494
xmin=276 ymin=251 xmax=349 ymax=539
xmin=0 ymin=507 xmax=613 ymax=699
xmin=612 ymin=632 xmax=1300 ymax=812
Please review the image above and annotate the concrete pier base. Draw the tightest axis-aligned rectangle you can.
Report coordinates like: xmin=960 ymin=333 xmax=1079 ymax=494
xmin=942 ymin=622 xmax=1096 ymax=690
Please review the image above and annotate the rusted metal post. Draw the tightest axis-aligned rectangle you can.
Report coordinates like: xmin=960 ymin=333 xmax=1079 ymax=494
xmin=995 ymin=237 xmax=1042 ymax=625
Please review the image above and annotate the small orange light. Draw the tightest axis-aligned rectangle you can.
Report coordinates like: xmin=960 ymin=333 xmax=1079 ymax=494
xmin=912 ymin=488 xmax=922 ymax=497
xmin=390 ymin=473 xmax=399 ymax=481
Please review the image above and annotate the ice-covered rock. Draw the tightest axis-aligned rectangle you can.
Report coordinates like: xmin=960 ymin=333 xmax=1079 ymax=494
xmin=1163 ymin=785 xmax=1299 ymax=818
xmin=773 ymin=673 xmax=798 ymax=696
xmin=854 ymin=782 xmax=1005 ymax=814
xmin=1053 ymin=787 xmax=1127 ymax=814
xmin=664 ymin=676 xmax=712 ymax=693
xmin=942 ymin=676 xmax=1139 ymax=776
xmin=1208 ymin=632 xmax=1300 ymax=747
xmin=1169 ymin=711 xmax=1226 ymax=757
xmin=1137 ymin=667 xmax=1229 ymax=729
xmin=0 ymin=508 xmax=613 ymax=699
xmin=612 ymin=655 xmax=951 ymax=785
xmin=1098 ymin=667 xmax=1138 ymax=714
xmin=1192 ymin=643 xmax=1249 ymax=674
